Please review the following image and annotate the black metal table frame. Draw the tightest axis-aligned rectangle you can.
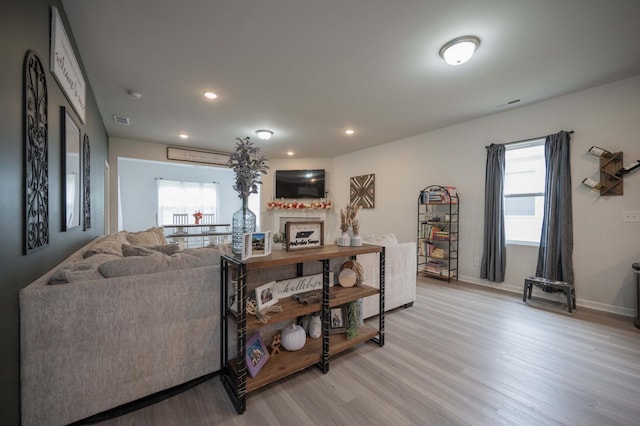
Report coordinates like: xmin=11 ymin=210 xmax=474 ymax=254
xmin=220 ymin=248 xmax=385 ymax=414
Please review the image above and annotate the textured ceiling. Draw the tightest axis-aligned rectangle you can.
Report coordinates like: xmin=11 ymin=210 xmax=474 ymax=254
xmin=61 ymin=0 xmax=640 ymax=159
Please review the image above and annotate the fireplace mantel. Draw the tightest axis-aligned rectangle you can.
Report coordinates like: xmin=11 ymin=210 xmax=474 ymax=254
xmin=265 ymin=207 xmax=337 ymax=244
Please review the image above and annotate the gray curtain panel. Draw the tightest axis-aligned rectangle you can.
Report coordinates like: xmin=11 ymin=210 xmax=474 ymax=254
xmin=481 ymin=143 xmax=506 ymax=282
xmin=536 ymin=131 xmax=574 ymax=284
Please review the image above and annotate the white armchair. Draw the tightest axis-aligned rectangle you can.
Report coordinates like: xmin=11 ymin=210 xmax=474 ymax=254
xmin=358 ymin=234 xmax=417 ymax=318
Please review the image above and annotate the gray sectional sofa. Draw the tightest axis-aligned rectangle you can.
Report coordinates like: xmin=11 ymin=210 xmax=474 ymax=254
xmin=19 ymin=229 xmax=416 ymax=425
xmin=19 ymin=228 xmax=225 ymax=426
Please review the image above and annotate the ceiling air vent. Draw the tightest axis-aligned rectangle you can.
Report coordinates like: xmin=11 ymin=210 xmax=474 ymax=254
xmin=113 ymin=114 xmax=130 ymax=125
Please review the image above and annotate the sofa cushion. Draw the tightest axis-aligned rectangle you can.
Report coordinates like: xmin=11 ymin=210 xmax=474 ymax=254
xmin=122 ymin=244 xmax=181 ymax=257
xmin=83 ymin=232 xmax=130 ymax=258
xmin=98 ymin=252 xmax=202 ymax=278
xmin=361 ymin=233 xmax=398 ymax=246
xmin=180 ymin=246 xmax=231 ymax=266
xmin=48 ymin=254 xmax=119 ymax=284
xmin=125 ymin=227 xmax=168 ymax=246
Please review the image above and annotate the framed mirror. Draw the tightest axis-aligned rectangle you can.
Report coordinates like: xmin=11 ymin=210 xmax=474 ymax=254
xmin=61 ymin=106 xmax=81 ymax=231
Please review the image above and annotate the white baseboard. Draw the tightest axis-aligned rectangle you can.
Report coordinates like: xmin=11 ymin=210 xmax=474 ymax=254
xmin=457 ymin=274 xmax=634 ymax=318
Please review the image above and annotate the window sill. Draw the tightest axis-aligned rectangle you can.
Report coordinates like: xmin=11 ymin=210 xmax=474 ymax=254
xmin=506 ymin=240 xmax=539 ymax=247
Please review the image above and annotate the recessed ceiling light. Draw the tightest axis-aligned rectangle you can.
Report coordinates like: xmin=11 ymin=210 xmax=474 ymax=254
xmin=203 ymin=91 xmax=218 ymax=99
xmin=287 ymin=151 xmax=294 ymax=156
xmin=439 ymin=35 xmax=480 ymax=66
xmin=345 ymin=129 xmax=355 ymax=135
xmin=178 ymin=133 xmax=189 ymax=139
xmin=256 ymin=129 xmax=274 ymax=140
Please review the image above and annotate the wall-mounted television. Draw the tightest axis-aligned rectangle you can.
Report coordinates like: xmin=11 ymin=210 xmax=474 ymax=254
xmin=275 ymin=169 xmax=326 ymax=199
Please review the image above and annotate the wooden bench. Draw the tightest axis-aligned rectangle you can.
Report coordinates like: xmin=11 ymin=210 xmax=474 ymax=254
xmin=523 ymin=276 xmax=576 ymax=313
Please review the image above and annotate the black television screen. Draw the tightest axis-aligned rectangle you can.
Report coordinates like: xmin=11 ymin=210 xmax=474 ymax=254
xmin=275 ymin=169 xmax=326 ymax=199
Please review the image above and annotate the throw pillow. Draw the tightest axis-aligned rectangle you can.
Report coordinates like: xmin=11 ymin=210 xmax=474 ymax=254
xmin=122 ymin=244 xmax=156 ymax=257
xmin=122 ymin=244 xmax=181 ymax=257
xmin=145 ymin=244 xmax=181 ymax=256
xmin=125 ymin=227 xmax=168 ymax=246
xmin=83 ymin=232 xmax=130 ymax=258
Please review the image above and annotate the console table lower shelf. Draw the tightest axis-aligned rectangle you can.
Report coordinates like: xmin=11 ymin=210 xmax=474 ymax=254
xmin=222 ymin=322 xmax=380 ymax=394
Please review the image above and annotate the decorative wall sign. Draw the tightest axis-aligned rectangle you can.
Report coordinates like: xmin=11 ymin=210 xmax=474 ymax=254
xmin=82 ymin=134 xmax=91 ymax=230
xmin=61 ymin=107 xmax=81 ymax=231
xmin=350 ymin=173 xmax=375 ymax=209
xmin=23 ymin=50 xmax=49 ymax=254
xmin=50 ymin=7 xmax=86 ymax=123
xmin=167 ymin=146 xmax=230 ymax=166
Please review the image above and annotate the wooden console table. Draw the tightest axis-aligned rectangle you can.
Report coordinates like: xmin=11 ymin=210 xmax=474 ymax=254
xmin=220 ymin=244 xmax=385 ymax=414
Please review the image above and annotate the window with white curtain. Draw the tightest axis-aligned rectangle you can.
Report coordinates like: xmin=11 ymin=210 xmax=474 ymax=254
xmin=157 ymin=179 xmax=217 ymax=225
xmin=504 ymin=139 xmax=545 ymax=245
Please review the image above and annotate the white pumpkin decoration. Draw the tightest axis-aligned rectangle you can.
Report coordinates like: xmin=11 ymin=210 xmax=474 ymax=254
xmin=280 ymin=323 xmax=306 ymax=351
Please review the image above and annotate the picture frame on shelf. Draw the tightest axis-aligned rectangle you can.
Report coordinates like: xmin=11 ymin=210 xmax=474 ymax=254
xmin=285 ymin=221 xmax=324 ymax=251
xmin=242 ymin=231 xmax=272 ymax=260
xmin=255 ymin=281 xmax=278 ymax=311
xmin=329 ymin=305 xmax=347 ymax=334
xmin=246 ymin=333 xmax=270 ymax=378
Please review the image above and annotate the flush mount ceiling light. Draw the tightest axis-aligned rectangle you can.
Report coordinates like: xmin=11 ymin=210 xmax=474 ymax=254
xmin=256 ymin=129 xmax=274 ymax=140
xmin=345 ymin=129 xmax=355 ymax=135
xmin=178 ymin=133 xmax=189 ymax=140
xmin=439 ymin=35 xmax=480 ymax=66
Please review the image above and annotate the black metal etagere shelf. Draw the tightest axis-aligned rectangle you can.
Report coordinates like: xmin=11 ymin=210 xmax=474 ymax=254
xmin=417 ymin=185 xmax=459 ymax=282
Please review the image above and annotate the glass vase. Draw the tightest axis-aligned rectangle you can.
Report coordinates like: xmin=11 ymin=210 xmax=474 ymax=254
xmin=232 ymin=200 xmax=256 ymax=254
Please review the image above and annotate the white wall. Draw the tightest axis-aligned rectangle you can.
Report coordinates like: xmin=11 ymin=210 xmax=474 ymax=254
xmin=110 ymin=76 xmax=640 ymax=315
xmin=109 ymin=138 xmax=241 ymax=231
xmin=331 ymin=75 xmax=640 ymax=316
xmin=117 ymin=157 xmax=236 ymax=231
xmin=260 ymin=158 xmax=338 ymax=239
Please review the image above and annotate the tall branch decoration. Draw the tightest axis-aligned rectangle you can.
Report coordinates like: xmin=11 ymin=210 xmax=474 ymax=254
xmin=23 ymin=50 xmax=49 ymax=254
xmin=228 ymin=137 xmax=269 ymax=254
xmin=82 ymin=134 xmax=91 ymax=230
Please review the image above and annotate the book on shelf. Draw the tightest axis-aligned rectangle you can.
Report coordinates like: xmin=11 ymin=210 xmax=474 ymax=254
xmin=429 ymin=246 xmax=445 ymax=259
xmin=420 ymin=186 xmax=458 ymax=204
xmin=432 ymin=231 xmax=449 ymax=241
xmin=292 ymin=289 xmax=336 ymax=305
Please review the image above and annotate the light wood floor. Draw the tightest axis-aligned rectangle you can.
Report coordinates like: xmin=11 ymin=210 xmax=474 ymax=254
xmin=95 ymin=278 xmax=640 ymax=426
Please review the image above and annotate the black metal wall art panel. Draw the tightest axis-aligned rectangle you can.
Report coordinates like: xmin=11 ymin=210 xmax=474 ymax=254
xmin=82 ymin=134 xmax=91 ymax=230
xmin=23 ymin=50 xmax=49 ymax=254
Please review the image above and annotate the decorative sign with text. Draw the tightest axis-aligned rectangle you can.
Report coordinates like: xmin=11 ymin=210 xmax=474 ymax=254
xmin=50 ymin=7 xmax=86 ymax=123
xmin=275 ymin=273 xmax=333 ymax=299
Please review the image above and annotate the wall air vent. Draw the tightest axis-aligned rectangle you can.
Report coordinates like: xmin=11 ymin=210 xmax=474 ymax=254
xmin=112 ymin=114 xmax=130 ymax=125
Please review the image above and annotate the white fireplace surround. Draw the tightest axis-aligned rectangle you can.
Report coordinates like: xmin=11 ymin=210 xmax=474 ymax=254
xmin=266 ymin=208 xmax=338 ymax=244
